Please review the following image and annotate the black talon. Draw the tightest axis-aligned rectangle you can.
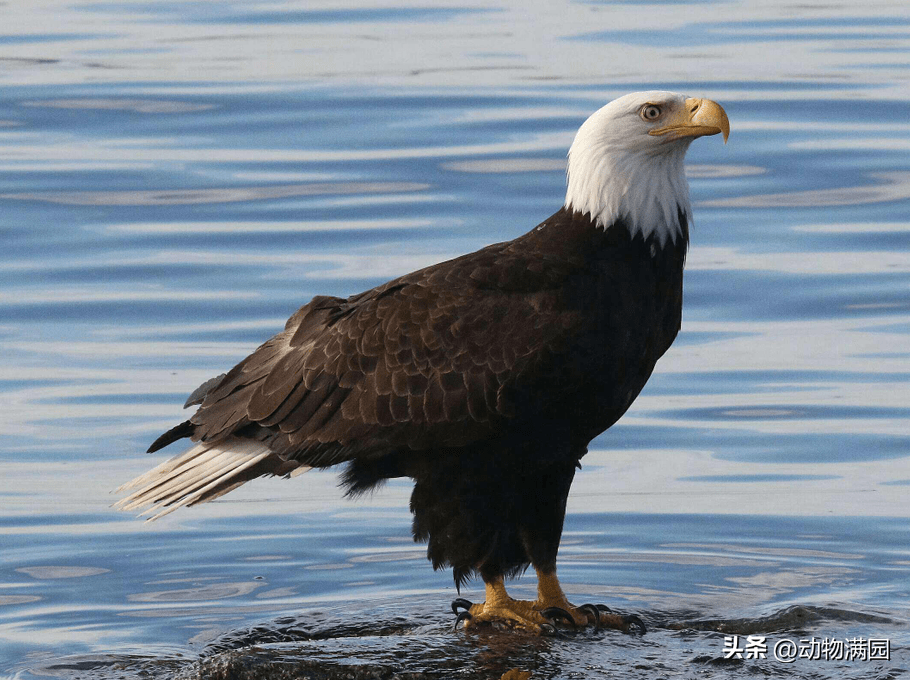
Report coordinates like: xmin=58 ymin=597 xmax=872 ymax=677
xmin=453 ymin=610 xmax=473 ymax=630
xmin=541 ymin=606 xmax=577 ymax=629
xmin=540 ymin=622 xmax=556 ymax=635
xmin=622 ymin=613 xmax=646 ymax=635
xmin=579 ymin=603 xmax=601 ymax=631
xmin=595 ymin=604 xmax=613 ymax=613
xmin=451 ymin=598 xmax=474 ymax=615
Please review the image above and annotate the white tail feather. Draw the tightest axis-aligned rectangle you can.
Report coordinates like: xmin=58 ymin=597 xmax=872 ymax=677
xmin=121 ymin=450 xmax=249 ymax=512
xmin=114 ymin=437 xmax=311 ymax=521
xmin=113 ymin=444 xmax=225 ymax=506
xmin=141 ymin=451 xmax=271 ymax=521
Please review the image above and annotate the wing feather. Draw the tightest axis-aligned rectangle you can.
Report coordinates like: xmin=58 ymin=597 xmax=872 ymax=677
xmin=171 ymin=233 xmax=585 ymax=468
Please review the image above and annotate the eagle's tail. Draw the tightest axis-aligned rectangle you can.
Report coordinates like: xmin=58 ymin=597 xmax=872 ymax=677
xmin=113 ymin=437 xmax=309 ymax=521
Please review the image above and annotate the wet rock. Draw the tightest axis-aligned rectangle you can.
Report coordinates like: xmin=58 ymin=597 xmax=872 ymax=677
xmin=670 ymin=604 xmax=895 ymax=635
xmin=189 ymin=650 xmax=435 ymax=680
xmin=179 ymin=604 xmax=551 ymax=680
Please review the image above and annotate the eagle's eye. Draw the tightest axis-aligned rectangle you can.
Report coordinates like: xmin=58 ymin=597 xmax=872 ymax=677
xmin=639 ymin=104 xmax=662 ymax=122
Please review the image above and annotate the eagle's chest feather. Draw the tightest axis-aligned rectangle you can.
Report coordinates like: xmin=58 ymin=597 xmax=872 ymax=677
xmin=518 ymin=211 xmax=688 ymax=442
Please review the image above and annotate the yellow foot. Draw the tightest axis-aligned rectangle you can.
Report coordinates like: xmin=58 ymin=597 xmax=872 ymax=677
xmin=456 ymin=595 xmax=553 ymax=633
xmin=566 ymin=602 xmax=646 ymax=634
xmin=452 ymin=598 xmax=644 ymax=634
xmin=534 ymin=570 xmax=646 ymax=634
xmin=451 ymin=572 xmax=646 ymax=635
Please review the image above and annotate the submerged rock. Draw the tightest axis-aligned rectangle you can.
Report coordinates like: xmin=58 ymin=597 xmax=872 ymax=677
xmin=175 ymin=604 xmax=546 ymax=680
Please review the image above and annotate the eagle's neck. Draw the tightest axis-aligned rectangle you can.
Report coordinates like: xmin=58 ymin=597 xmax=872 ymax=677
xmin=525 ymin=206 xmax=689 ymax=266
xmin=563 ymin=134 xmax=692 ymax=246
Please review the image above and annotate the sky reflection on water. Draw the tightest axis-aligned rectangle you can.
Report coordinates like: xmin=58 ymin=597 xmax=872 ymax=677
xmin=0 ymin=0 xmax=909 ymax=678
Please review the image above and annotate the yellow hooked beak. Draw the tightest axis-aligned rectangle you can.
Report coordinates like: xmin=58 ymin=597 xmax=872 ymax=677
xmin=649 ymin=98 xmax=730 ymax=143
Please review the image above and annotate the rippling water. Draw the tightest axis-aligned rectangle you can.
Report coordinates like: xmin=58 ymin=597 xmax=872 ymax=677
xmin=1 ymin=1 xmax=909 ymax=678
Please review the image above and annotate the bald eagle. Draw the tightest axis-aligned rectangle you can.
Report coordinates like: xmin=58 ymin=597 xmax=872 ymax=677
xmin=117 ymin=92 xmax=729 ymax=633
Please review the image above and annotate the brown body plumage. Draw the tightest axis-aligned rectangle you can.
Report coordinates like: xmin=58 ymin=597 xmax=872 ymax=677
xmin=118 ymin=91 xmax=729 ymax=630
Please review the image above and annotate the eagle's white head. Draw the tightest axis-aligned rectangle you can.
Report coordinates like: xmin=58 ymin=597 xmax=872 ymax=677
xmin=564 ymin=91 xmax=729 ymax=245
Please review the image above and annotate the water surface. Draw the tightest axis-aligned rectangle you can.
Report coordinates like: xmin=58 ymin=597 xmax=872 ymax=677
xmin=1 ymin=1 xmax=909 ymax=678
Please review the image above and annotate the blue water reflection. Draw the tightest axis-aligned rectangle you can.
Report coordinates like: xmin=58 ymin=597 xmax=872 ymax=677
xmin=1 ymin=0 xmax=909 ymax=677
